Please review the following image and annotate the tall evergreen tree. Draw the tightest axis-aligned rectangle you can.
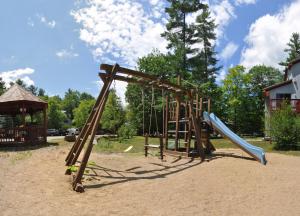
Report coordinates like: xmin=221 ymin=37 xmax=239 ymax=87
xmin=161 ymin=0 xmax=206 ymax=79
xmin=279 ymin=32 xmax=300 ymax=66
xmin=27 ymin=85 xmax=38 ymax=95
xmin=191 ymin=7 xmax=220 ymax=85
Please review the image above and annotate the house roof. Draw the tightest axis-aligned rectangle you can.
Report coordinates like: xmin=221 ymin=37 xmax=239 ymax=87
xmin=288 ymin=55 xmax=300 ymax=69
xmin=284 ymin=55 xmax=300 ymax=80
xmin=0 ymin=84 xmax=47 ymax=104
xmin=264 ymin=79 xmax=292 ymax=91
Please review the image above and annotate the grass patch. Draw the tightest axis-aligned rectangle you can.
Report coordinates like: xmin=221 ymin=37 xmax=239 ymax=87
xmin=94 ymin=136 xmax=160 ymax=155
xmin=211 ymin=137 xmax=300 ymax=157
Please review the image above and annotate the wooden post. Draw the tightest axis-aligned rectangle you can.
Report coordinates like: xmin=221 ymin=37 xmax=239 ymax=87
xmin=144 ymin=134 xmax=148 ymax=157
xmin=65 ymin=74 xmax=112 ymax=165
xmin=43 ymin=106 xmax=47 ymax=143
xmin=165 ymin=95 xmax=169 ymax=150
xmin=196 ymin=94 xmax=199 ymax=118
xmin=208 ymin=98 xmax=211 ymax=113
xmin=71 ymin=64 xmax=119 ymax=192
xmin=188 ymin=92 xmax=205 ymax=160
xmin=200 ymin=97 xmax=203 ymax=118
xmin=175 ymin=96 xmax=180 ymax=151
xmin=159 ymin=135 xmax=163 ymax=160
xmin=184 ymin=102 xmax=188 ymax=146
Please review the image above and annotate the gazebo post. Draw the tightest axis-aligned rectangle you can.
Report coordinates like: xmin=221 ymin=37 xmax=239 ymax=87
xmin=43 ymin=106 xmax=47 ymax=143
xmin=21 ymin=104 xmax=26 ymax=126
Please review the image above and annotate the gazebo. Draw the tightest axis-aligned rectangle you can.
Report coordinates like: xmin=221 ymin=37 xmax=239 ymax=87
xmin=0 ymin=84 xmax=48 ymax=145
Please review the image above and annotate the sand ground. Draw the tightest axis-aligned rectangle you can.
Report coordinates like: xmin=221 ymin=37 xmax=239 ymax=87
xmin=1 ymin=143 xmax=300 ymax=216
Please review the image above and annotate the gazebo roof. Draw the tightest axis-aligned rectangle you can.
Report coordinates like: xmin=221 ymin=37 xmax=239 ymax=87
xmin=0 ymin=84 xmax=46 ymax=104
xmin=0 ymin=84 xmax=47 ymax=115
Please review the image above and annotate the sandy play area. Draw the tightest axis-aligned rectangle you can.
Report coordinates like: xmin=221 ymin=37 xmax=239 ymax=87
xmin=1 ymin=143 xmax=300 ymax=216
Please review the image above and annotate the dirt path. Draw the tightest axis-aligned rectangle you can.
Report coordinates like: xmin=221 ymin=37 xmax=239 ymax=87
xmin=1 ymin=144 xmax=300 ymax=216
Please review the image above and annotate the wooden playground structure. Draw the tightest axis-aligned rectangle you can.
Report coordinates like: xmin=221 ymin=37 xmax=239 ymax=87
xmin=65 ymin=63 xmax=215 ymax=192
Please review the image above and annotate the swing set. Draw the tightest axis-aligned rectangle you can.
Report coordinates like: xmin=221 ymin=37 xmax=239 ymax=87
xmin=65 ymin=63 xmax=215 ymax=192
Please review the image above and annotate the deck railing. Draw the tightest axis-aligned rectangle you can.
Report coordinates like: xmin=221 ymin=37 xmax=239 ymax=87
xmin=0 ymin=125 xmax=46 ymax=145
xmin=270 ymin=99 xmax=300 ymax=113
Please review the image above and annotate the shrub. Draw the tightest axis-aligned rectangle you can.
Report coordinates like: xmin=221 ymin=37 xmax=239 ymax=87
xmin=117 ymin=123 xmax=137 ymax=142
xmin=270 ymin=102 xmax=299 ymax=150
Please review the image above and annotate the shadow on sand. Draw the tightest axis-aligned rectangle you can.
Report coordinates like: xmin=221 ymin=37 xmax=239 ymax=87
xmin=79 ymin=151 xmax=255 ymax=190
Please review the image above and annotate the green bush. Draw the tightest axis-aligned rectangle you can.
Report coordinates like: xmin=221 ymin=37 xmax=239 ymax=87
xmin=270 ymin=103 xmax=299 ymax=150
xmin=117 ymin=123 xmax=137 ymax=142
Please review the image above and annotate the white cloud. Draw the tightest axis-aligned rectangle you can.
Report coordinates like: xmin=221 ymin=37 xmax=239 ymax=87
xmin=0 ymin=68 xmax=35 ymax=87
xmin=234 ymin=0 xmax=257 ymax=5
xmin=27 ymin=17 xmax=34 ymax=27
xmin=210 ymin=0 xmax=236 ymax=39
xmin=37 ymin=14 xmax=56 ymax=28
xmin=56 ymin=46 xmax=79 ymax=59
xmin=71 ymin=0 xmax=167 ymax=67
xmin=216 ymin=68 xmax=227 ymax=83
xmin=240 ymin=0 xmax=300 ymax=69
xmin=220 ymin=41 xmax=239 ymax=60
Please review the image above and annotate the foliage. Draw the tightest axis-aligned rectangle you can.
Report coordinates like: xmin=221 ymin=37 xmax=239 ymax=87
xmin=270 ymin=102 xmax=299 ymax=150
xmin=101 ymin=89 xmax=124 ymax=133
xmin=67 ymin=165 xmax=78 ymax=172
xmin=279 ymin=32 xmax=300 ymax=66
xmin=126 ymin=51 xmax=172 ymax=134
xmin=48 ymin=96 xmax=67 ymax=129
xmin=38 ymin=88 xmax=46 ymax=97
xmin=80 ymin=92 xmax=95 ymax=101
xmin=0 ymin=77 xmax=5 ymax=96
xmin=62 ymin=89 xmax=81 ymax=120
xmin=117 ymin=123 xmax=137 ymax=141
xmin=191 ymin=6 xmax=220 ymax=85
xmin=222 ymin=65 xmax=251 ymax=133
xmin=15 ymin=79 xmax=27 ymax=88
xmin=73 ymin=99 xmax=95 ymax=128
xmin=27 ymin=85 xmax=38 ymax=95
xmin=162 ymin=0 xmax=206 ymax=77
xmin=248 ymin=65 xmax=283 ymax=133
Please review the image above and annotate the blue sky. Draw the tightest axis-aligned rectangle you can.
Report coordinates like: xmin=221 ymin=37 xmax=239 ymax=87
xmin=1 ymin=0 xmax=300 ymax=103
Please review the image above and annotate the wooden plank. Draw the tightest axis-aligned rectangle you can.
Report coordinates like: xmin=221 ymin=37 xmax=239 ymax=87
xmin=164 ymin=95 xmax=169 ymax=150
xmin=100 ymin=64 xmax=185 ymax=93
xmin=65 ymin=78 xmax=111 ymax=166
xmin=144 ymin=134 xmax=149 ymax=157
xmin=72 ymin=64 xmax=119 ymax=191
xmin=175 ymin=96 xmax=180 ymax=151
xmin=188 ymin=92 xmax=205 ymax=161
xmin=99 ymin=73 xmax=179 ymax=94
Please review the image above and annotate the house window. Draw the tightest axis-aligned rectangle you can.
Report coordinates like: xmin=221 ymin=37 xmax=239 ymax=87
xmin=276 ymin=93 xmax=291 ymax=100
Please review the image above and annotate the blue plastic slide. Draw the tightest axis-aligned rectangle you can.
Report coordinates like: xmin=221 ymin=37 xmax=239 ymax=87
xmin=203 ymin=112 xmax=267 ymax=165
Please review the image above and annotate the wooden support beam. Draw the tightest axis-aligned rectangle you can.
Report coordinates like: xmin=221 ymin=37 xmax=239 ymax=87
xmin=65 ymin=78 xmax=111 ymax=166
xmin=159 ymin=135 xmax=164 ymax=160
xmin=188 ymin=92 xmax=205 ymax=161
xmin=100 ymin=64 xmax=186 ymax=93
xmin=164 ymin=95 xmax=169 ymax=150
xmin=72 ymin=64 xmax=119 ymax=192
xmin=43 ymin=106 xmax=47 ymax=143
xmin=144 ymin=134 xmax=148 ymax=157
xmin=175 ymin=96 xmax=180 ymax=151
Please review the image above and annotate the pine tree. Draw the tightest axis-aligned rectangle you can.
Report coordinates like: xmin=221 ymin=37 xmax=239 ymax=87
xmin=191 ymin=7 xmax=220 ymax=85
xmin=161 ymin=0 xmax=205 ymax=79
xmin=0 ymin=77 xmax=6 ymax=96
xmin=279 ymin=32 xmax=300 ymax=67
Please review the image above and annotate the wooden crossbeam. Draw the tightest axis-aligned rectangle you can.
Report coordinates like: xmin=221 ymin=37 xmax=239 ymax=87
xmin=100 ymin=64 xmax=185 ymax=93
